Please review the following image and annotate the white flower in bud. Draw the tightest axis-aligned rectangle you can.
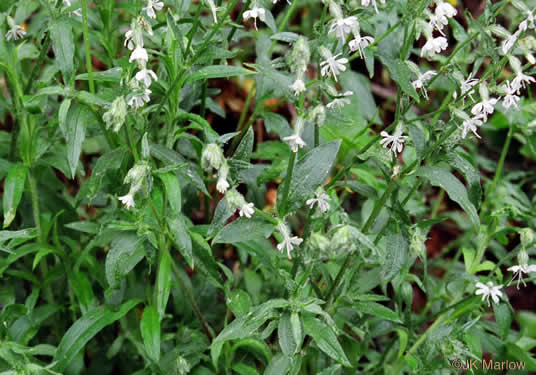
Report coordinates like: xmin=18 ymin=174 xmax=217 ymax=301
xmin=508 ymin=263 xmax=536 ymax=289
xmin=226 ymin=189 xmax=255 ymax=218
xmin=329 ymin=16 xmax=359 ymax=44
xmin=129 ymin=45 xmax=149 ymax=65
xmin=320 ymin=48 xmax=348 ymax=82
xmin=306 ymin=190 xmax=331 ymax=212
xmin=502 ymin=30 xmax=520 ymax=55
xmin=520 ymin=228 xmax=534 ymax=249
xmin=144 ymin=0 xmax=164 ymax=19
xmin=519 ymin=11 xmax=535 ymax=32
xmin=411 ymin=70 xmax=437 ymax=99
xmin=501 ymin=80 xmax=521 ymax=110
xmin=5 ymin=17 xmax=26 ymax=41
xmin=380 ymin=130 xmax=407 ymax=154
xmin=202 ymin=143 xmax=225 ymax=171
xmin=118 ymin=193 xmax=136 ymax=209
xmin=457 ymin=72 xmax=479 ymax=103
xmin=135 ymin=68 xmax=158 ymax=87
xmin=461 ymin=116 xmax=484 ymax=139
xmin=421 ymin=37 xmax=448 ymax=58
xmin=348 ymin=35 xmax=375 ymax=58
xmin=290 ymin=79 xmax=306 ymax=96
xmin=429 ymin=2 xmax=457 ymax=34
xmin=289 ymin=37 xmax=311 ymax=74
xmin=475 ymin=281 xmax=503 ymax=306
xmin=310 ymin=105 xmax=326 ymax=127
xmin=243 ymin=7 xmax=266 ymax=30
xmin=119 ymin=162 xmax=151 ymax=209
xmin=361 ymin=0 xmax=385 ymax=14
xmin=124 ymin=29 xmax=136 ymax=50
xmin=103 ymin=96 xmax=128 ymax=132
xmin=239 ymin=202 xmax=255 ymax=218
xmin=216 ymin=163 xmax=230 ymax=194
xmin=128 ymin=88 xmax=152 ymax=109
xmin=326 ymin=91 xmax=353 ymax=109
xmin=276 ymin=221 xmax=303 ymax=259
xmin=471 ymin=98 xmax=498 ymax=121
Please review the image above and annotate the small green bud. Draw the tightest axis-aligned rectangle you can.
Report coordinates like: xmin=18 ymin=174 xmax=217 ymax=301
xmin=520 ymin=228 xmax=534 ymax=249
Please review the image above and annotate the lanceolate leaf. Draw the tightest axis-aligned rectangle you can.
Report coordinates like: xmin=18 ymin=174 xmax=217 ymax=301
xmin=186 ymin=65 xmax=256 ymax=84
xmin=3 ymin=164 xmax=27 ymax=228
xmin=158 ymin=173 xmax=182 ymax=214
xmin=167 ymin=216 xmax=193 ymax=268
xmin=64 ymin=103 xmax=93 ymax=179
xmin=303 ymin=316 xmax=351 ymax=367
xmin=105 ymin=233 xmax=145 ymax=289
xmin=418 ymin=166 xmax=480 ymax=227
xmin=140 ymin=306 xmax=161 ymax=362
xmin=49 ymin=19 xmax=74 ymax=77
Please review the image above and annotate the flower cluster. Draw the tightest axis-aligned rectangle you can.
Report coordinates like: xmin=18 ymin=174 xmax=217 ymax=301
xmin=202 ymin=143 xmax=231 ymax=194
xmin=118 ymin=162 xmax=152 ymax=209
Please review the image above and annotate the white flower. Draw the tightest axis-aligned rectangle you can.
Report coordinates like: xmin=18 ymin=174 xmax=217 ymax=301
xmin=326 ymin=91 xmax=353 ymax=109
xmin=128 ymin=89 xmax=152 ymax=109
xmin=475 ymin=281 xmax=503 ymax=306
xmin=243 ymin=7 xmax=266 ymax=30
xmin=124 ymin=29 xmax=136 ymax=50
xmin=290 ymin=79 xmax=306 ymax=96
xmin=429 ymin=2 xmax=457 ymax=34
xmin=512 ymin=73 xmax=536 ymax=91
xmin=502 ymin=80 xmax=521 ymax=110
xmin=502 ymin=30 xmax=520 ymax=55
xmin=239 ymin=202 xmax=255 ymax=218
xmin=306 ymin=191 xmax=331 ymax=213
xmin=471 ymin=98 xmax=498 ymax=121
xmin=329 ymin=16 xmax=359 ymax=44
xmin=276 ymin=222 xmax=303 ymax=259
xmin=320 ymin=53 xmax=348 ymax=82
xmin=411 ymin=70 xmax=437 ymax=99
xmin=361 ymin=0 xmax=385 ymax=14
xmin=421 ymin=37 xmax=448 ymax=58
xmin=508 ymin=264 xmax=536 ymax=289
xmin=459 ymin=72 xmax=479 ymax=102
xmin=283 ymin=134 xmax=306 ymax=153
xmin=135 ymin=69 xmax=158 ymax=87
xmin=380 ymin=130 xmax=407 ymax=155
xmin=5 ymin=23 xmax=26 ymax=41
xmin=201 ymin=143 xmax=225 ymax=171
xmin=216 ymin=163 xmax=230 ymax=194
xmin=144 ymin=0 xmax=164 ymax=19
xmin=103 ymin=96 xmax=128 ymax=132
xmin=118 ymin=193 xmax=136 ymax=209
xmin=348 ymin=35 xmax=375 ymax=58
xmin=207 ymin=0 xmax=221 ymax=23
xmin=129 ymin=45 xmax=149 ymax=65
xmin=519 ymin=11 xmax=535 ymax=32
xmin=461 ymin=116 xmax=484 ymax=139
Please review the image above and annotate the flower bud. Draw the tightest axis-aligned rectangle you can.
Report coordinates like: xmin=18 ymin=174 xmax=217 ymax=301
xmin=288 ymin=37 xmax=310 ymax=74
xmin=508 ymin=55 xmax=523 ymax=74
xmin=309 ymin=105 xmax=326 ymax=127
xmin=520 ymin=228 xmax=534 ymax=249
xmin=103 ymin=96 xmax=127 ymax=132
xmin=410 ymin=227 xmax=427 ymax=259
xmin=201 ymin=143 xmax=225 ymax=171
xmin=517 ymin=249 xmax=529 ymax=266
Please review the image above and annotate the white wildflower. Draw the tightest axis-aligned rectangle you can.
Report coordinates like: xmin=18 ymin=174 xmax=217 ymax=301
xmin=475 ymin=281 xmax=503 ymax=306
xmin=429 ymin=2 xmax=457 ymax=34
xmin=239 ymin=203 xmax=255 ymax=218
xmin=461 ymin=116 xmax=484 ymax=139
xmin=380 ymin=130 xmax=407 ymax=155
xmin=118 ymin=193 xmax=136 ymax=209
xmin=283 ymin=134 xmax=306 ymax=153
xmin=502 ymin=80 xmax=521 ymax=110
xmin=512 ymin=73 xmax=536 ymax=91
xmin=243 ymin=7 xmax=266 ymax=30
xmin=411 ymin=70 xmax=437 ymax=99
xmin=127 ymin=88 xmax=152 ymax=109
xmin=508 ymin=264 xmax=536 ymax=289
xmin=144 ymin=0 xmax=164 ymax=19
xmin=135 ymin=68 xmax=158 ymax=87
xmin=471 ymin=98 xmax=498 ymax=121
xmin=201 ymin=143 xmax=225 ymax=171
xmin=306 ymin=190 xmax=331 ymax=213
xmin=361 ymin=0 xmax=385 ymax=14
xmin=329 ymin=16 xmax=359 ymax=44
xmin=290 ymin=79 xmax=306 ymax=96
xmin=276 ymin=221 xmax=303 ymax=259
xmin=5 ymin=17 xmax=26 ymax=41
xmin=348 ymin=35 xmax=375 ymax=58
xmin=216 ymin=163 xmax=230 ymax=194
xmin=502 ymin=30 xmax=520 ymax=55
xmin=320 ymin=50 xmax=348 ymax=82
xmin=103 ymin=96 xmax=128 ymax=132
xmin=118 ymin=163 xmax=151 ymax=209
xmin=326 ymin=91 xmax=353 ymax=109
xmin=206 ymin=0 xmax=221 ymax=23
xmin=459 ymin=72 xmax=479 ymax=102
xmin=129 ymin=45 xmax=149 ymax=65
xmin=124 ymin=29 xmax=136 ymax=50
xmin=421 ymin=37 xmax=448 ymax=58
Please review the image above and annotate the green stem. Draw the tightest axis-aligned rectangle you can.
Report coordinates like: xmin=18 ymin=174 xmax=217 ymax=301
xmin=24 ymin=34 xmax=51 ymax=93
xmin=125 ymin=121 xmax=140 ymax=162
xmin=81 ymin=0 xmax=95 ymax=94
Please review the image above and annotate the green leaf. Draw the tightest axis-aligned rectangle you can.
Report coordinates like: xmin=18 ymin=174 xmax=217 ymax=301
xmin=227 ymin=289 xmax=252 ymax=318
xmin=140 ymin=306 xmax=161 ymax=362
xmin=158 ymin=173 xmax=182 ymax=214
xmin=233 ymin=127 xmax=254 ymax=164
xmin=76 ymin=67 xmax=122 ymax=82
xmin=265 ymin=353 xmax=291 ymax=375
xmin=3 ymin=164 xmax=27 ymax=228
xmin=382 ymin=232 xmax=408 ymax=282
xmin=53 ymin=299 xmax=141 ymax=372
xmin=64 ymin=104 xmax=93 ymax=179
xmin=186 ymin=65 xmax=256 ymax=84
xmin=339 ymin=71 xmax=378 ymax=122
xmin=418 ymin=166 xmax=480 ymax=227
xmin=278 ymin=312 xmax=297 ymax=355
xmin=49 ymin=19 xmax=74 ymax=77
xmin=263 ymin=112 xmax=292 ymax=138
xmin=303 ymin=316 xmax=351 ymax=367
xmin=168 ymin=216 xmax=193 ymax=268
xmin=155 ymin=251 xmax=172 ymax=320
xmin=270 ymin=32 xmax=300 ymax=43
xmin=391 ymin=60 xmax=419 ymax=102
xmin=0 ymin=228 xmax=37 ymax=243
xmin=447 ymin=152 xmax=482 ymax=209
xmin=105 ymin=233 xmax=145 ymax=289
xmin=213 ymin=216 xmax=274 ymax=244
xmin=353 ymin=302 xmax=402 ymax=323
xmin=279 ymin=140 xmax=341 ymax=216
xmin=493 ymin=303 xmax=512 ymax=340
